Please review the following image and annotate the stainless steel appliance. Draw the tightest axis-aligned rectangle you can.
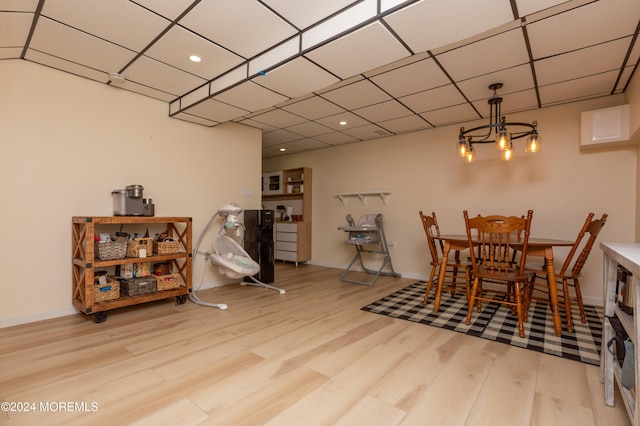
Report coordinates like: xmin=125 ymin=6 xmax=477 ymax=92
xmin=112 ymin=185 xmax=154 ymax=216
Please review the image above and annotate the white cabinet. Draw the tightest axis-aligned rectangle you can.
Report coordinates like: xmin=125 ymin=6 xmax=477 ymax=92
xmin=601 ymin=242 xmax=640 ymax=425
xmin=275 ymin=222 xmax=310 ymax=264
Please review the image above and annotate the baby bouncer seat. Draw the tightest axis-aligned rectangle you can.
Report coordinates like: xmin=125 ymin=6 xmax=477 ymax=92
xmin=338 ymin=213 xmax=400 ymax=286
xmin=210 ymin=234 xmax=285 ymax=294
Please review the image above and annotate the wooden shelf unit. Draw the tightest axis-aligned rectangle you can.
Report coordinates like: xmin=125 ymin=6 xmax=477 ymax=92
xmin=262 ymin=167 xmax=311 ymax=263
xmin=601 ymin=242 xmax=640 ymax=425
xmin=72 ymin=216 xmax=192 ymax=322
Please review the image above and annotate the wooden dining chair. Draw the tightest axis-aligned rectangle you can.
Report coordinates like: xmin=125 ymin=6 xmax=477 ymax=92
xmin=463 ymin=210 xmax=534 ymax=338
xmin=526 ymin=213 xmax=607 ymax=332
xmin=418 ymin=211 xmax=470 ymax=310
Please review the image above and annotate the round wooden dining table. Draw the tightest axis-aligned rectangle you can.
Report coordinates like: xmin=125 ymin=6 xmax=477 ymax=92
xmin=433 ymin=234 xmax=575 ymax=336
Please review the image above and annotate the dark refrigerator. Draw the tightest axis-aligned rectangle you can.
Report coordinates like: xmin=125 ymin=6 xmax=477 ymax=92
xmin=243 ymin=209 xmax=275 ymax=283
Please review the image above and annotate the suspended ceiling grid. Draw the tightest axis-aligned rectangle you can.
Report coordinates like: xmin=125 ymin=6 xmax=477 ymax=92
xmin=1 ymin=0 xmax=639 ymax=158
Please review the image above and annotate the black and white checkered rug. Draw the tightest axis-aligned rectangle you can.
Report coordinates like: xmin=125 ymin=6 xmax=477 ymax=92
xmin=361 ymin=281 xmax=603 ymax=366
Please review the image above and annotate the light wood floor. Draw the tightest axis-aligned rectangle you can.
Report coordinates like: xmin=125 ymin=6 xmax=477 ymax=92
xmin=1 ymin=263 xmax=632 ymax=425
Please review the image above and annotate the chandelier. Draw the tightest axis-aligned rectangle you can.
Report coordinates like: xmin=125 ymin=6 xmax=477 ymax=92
xmin=458 ymin=83 xmax=541 ymax=162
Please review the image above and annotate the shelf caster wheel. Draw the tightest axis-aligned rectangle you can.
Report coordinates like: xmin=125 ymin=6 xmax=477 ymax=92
xmin=176 ymin=295 xmax=188 ymax=305
xmin=93 ymin=312 xmax=107 ymax=323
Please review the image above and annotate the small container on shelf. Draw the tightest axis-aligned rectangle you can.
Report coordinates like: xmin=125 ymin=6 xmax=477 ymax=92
xmin=126 ymin=238 xmax=154 ymax=258
xmin=120 ymin=276 xmax=157 ymax=296
xmin=94 ymin=277 xmax=120 ymax=302
xmin=153 ymin=239 xmax=180 ymax=255
xmin=94 ymin=239 xmax=127 ymax=260
xmin=154 ymin=273 xmax=181 ymax=291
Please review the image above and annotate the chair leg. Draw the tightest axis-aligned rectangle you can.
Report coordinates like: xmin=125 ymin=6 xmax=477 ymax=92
xmin=514 ymin=280 xmax=525 ymax=338
xmin=573 ymin=278 xmax=587 ymax=324
xmin=423 ymin=266 xmax=438 ymax=304
xmin=562 ymin=278 xmax=574 ymax=333
xmin=451 ymin=265 xmax=458 ymax=296
xmin=466 ymin=276 xmax=481 ymax=324
xmin=525 ymin=273 xmax=536 ymax=313
xmin=465 ymin=268 xmax=471 ymax=310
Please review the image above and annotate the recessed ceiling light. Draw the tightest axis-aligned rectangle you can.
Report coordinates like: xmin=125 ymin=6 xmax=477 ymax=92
xmin=189 ymin=55 xmax=202 ymax=63
xmin=339 ymin=121 xmax=347 ymax=125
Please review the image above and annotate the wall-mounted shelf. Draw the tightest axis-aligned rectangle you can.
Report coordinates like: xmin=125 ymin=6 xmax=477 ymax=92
xmin=337 ymin=191 xmax=391 ymax=206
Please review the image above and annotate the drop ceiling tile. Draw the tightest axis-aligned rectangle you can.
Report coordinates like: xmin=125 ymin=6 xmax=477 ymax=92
xmin=108 ymin=78 xmax=178 ymax=102
xmin=251 ymin=108 xmax=309 ymax=128
xmin=145 ymin=26 xmax=244 ymax=80
xmin=535 ymin=38 xmax=632 ymax=86
xmin=436 ymin=28 xmax=530 ymax=82
xmin=363 ymin=51 xmax=430 ymax=78
xmin=254 ymin=56 xmax=340 ymax=98
xmin=263 ymin=146 xmax=295 ymax=158
xmin=0 ymin=12 xmax=33 ymax=46
xmin=183 ymin=98 xmax=249 ymax=122
xmin=420 ymin=103 xmax=480 ymax=127
xmin=320 ymin=80 xmax=392 ymax=110
xmin=456 ymin=64 xmax=535 ymax=102
xmin=383 ymin=0 xmax=514 ymax=53
xmin=41 ymin=0 xmax=169 ymax=51
xmin=0 ymin=47 xmax=22 ymax=59
xmin=263 ymin=0 xmax=359 ymax=30
xmin=263 ymin=128 xmax=305 ymax=143
xmin=285 ymin=121 xmax=335 ymax=137
xmin=125 ymin=55 xmax=207 ymax=96
xmin=378 ymin=115 xmax=432 ymax=133
xmin=538 ymin=71 xmax=619 ymax=105
xmin=400 ymin=84 xmax=467 ymax=114
xmin=281 ymin=96 xmax=346 ymax=120
xmin=354 ymin=100 xmax=414 ymax=122
xmin=29 ymin=17 xmax=138 ymax=73
xmin=214 ymin=81 xmax=289 ymax=113
xmin=133 ymin=0 xmax=196 ymax=20
xmin=370 ymin=57 xmax=450 ymax=98
xmin=1 ymin=0 xmax=39 ymax=12
xmin=262 ymin=138 xmax=281 ymax=148
xmin=514 ymin=0 xmax=570 ymax=17
xmin=312 ymin=132 xmax=359 ymax=145
xmin=470 ymin=88 xmax=539 ymax=116
xmin=527 ymin=0 xmax=640 ymax=59
xmin=314 ymin=75 xmax=364 ymax=94
xmin=275 ymin=144 xmax=305 ymax=155
xmin=341 ymin=123 xmax=393 ymax=139
xmin=315 ymin=112 xmax=371 ymax=130
xmin=24 ymin=49 xmax=110 ymax=83
xmin=180 ymin=0 xmax=297 ymax=58
xmin=236 ymin=118 xmax=279 ymax=133
xmin=304 ymin=21 xmax=410 ymax=79
xmin=286 ymin=138 xmax=332 ymax=150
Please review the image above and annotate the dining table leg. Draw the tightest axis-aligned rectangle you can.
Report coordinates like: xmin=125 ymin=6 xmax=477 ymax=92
xmin=433 ymin=241 xmax=451 ymax=312
xmin=544 ymin=246 xmax=564 ymax=336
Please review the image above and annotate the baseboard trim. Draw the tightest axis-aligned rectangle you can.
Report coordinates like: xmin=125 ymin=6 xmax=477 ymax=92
xmin=0 ymin=307 xmax=78 ymax=328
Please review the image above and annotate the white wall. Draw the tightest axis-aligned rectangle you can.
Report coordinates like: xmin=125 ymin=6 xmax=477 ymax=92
xmin=0 ymin=60 xmax=263 ymax=327
xmin=264 ymin=91 xmax=640 ymax=307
